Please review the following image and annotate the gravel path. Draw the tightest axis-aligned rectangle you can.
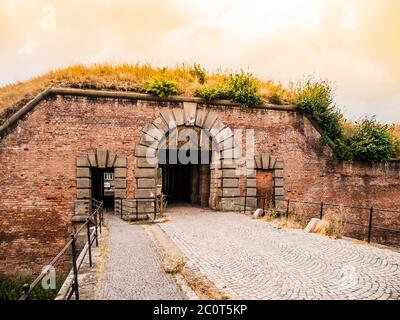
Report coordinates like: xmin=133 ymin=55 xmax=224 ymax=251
xmin=159 ymin=206 xmax=400 ymax=300
xmin=97 ymin=215 xmax=185 ymax=300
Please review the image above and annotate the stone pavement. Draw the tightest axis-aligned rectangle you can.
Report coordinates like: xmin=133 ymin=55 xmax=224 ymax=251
xmin=159 ymin=206 xmax=400 ymax=300
xmin=94 ymin=214 xmax=185 ymax=300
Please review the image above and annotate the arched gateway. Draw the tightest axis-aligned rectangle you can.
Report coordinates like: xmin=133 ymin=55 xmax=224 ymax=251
xmin=133 ymin=102 xmax=240 ymax=213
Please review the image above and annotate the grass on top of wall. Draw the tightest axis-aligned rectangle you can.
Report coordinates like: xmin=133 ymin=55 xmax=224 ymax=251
xmin=0 ymin=63 xmax=399 ymax=161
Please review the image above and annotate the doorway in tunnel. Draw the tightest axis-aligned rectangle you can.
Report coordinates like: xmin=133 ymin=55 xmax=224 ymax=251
xmin=91 ymin=168 xmax=115 ymax=210
xmin=160 ymin=149 xmax=211 ymax=207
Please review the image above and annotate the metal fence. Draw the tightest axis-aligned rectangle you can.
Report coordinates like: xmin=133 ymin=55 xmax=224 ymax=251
xmin=284 ymin=199 xmax=400 ymax=246
xmin=20 ymin=199 xmax=104 ymax=300
xmin=115 ymin=195 xmax=166 ymax=221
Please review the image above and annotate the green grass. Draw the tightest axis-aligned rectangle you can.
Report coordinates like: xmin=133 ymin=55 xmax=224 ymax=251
xmin=0 ymin=273 xmax=65 ymax=300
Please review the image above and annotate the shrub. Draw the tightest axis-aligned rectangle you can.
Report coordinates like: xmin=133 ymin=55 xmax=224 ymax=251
xmin=189 ymin=63 xmax=206 ymax=84
xmin=350 ymin=117 xmax=397 ymax=163
xmin=144 ymin=77 xmax=178 ymax=98
xmin=195 ymin=72 xmax=262 ymax=108
xmin=0 ymin=273 xmax=64 ymax=300
xmin=268 ymin=93 xmax=283 ymax=105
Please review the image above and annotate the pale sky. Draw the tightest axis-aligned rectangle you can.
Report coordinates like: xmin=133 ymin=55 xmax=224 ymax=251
xmin=1 ymin=0 xmax=399 ymax=123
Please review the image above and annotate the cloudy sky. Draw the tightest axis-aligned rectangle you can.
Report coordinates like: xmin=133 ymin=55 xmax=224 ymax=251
xmin=1 ymin=0 xmax=399 ymax=123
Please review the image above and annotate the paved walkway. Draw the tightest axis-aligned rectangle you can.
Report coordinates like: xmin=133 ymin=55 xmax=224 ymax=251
xmin=160 ymin=206 xmax=400 ymax=300
xmin=96 ymin=215 xmax=185 ymax=300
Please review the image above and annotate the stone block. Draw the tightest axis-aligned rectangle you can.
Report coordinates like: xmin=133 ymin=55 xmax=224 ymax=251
xmin=183 ymin=102 xmax=197 ymax=126
xmin=274 ymin=169 xmax=284 ymax=178
xmin=97 ymin=149 xmax=107 ymax=168
xmin=222 ymin=169 xmax=238 ymax=178
xmin=114 ymin=179 xmax=126 ymax=189
xmin=269 ymin=156 xmax=277 ymax=170
xmin=274 ymin=160 xmax=284 ymax=170
xmin=114 ymin=156 xmax=127 ymax=168
xmin=137 ymin=157 xmax=157 ymax=168
xmin=140 ymin=134 xmax=158 ymax=148
xmin=135 ymin=145 xmax=156 ymax=158
xmin=255 ymin=155 xmax=262 ymax=169
xmin=261 ymin=153 xmax=270 ymax=169
xmin=77 ymin=167 xmax=91 ymax=178
xmin=77 ymin=178 xmax=91 ymax=189
xmin=203 ymin=112 xmax=218 ymax=130
xmin=219 ymin=136 xmax=234 ymax=151
xmin=135 ymin=168 xmax=156 ymax=178
xmin=153 ymin=117 xmax=168 ymax=133
xmin=274 ymin=187 xmax=285 ymax=196
xmin=209 ymin=120 xmax=225 ymax=137
xmin=160 ymin=109 xmax=176 ymax=129
xmin=247 ymin=178 xmax=257 ymax=187
xmin=114 ymin=168 xmax=127 ymax=178
xmin=173 ymin=109 xmax=184 ymax=126
xmin=77 ymin=189 xmax=91 ymax=199
xmin=222 ymin=188 xmax=240 ymax=197
xmin=246 ymin=188 xmax=257 ymax=196
xmin=142 ymin=123 xmax=164 ymax=140
xmin=74 ymin=200 xmax=90 ymax=215
xmin=274 ymin=178 xmax=284 ymax=187
xmin=137 ymin=178 xmax=156 ymax=189
xmin=222 ymin=178 xmax=239 ymax=188
xmin=135 ymin=188 xmax=156 ymax=198
xmin=115 ymin=189 xmax=127 ymax=199
xmin=305 ymin=218 xmax=322 ymax=233
xmin=88 ymin=152 xmax=97 ymax=167
xmin=221 ymin=148 xmax=240 ymax=160
xmin=214 ymin=127 xmax=233 ymax=143
xmin=76 ymin=156 xmax=89 ymax=167
xmin=107 ymin=152 xmax=116 ymax=168
xmin=195 ymin=109 xmax=207 ymax=127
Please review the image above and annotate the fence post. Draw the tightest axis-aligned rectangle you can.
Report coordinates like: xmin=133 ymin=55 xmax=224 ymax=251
xmin=120 ymin=198 xmax=123 ymax=219
xmin=22 ymin=283 xmax=30 ymax=300
xmin=86 ymin=222 xmax=92 ymax=268
xmin=136 ymin=200 xmax=138 ymax=221
xmin=244 ymin=195 xmax=247 ymax=215
xmin=263 ymin=198 xmax=266 ymax=214
xmin=286 ymin=199 xmax=290 ymax=219
xmin=320 ymin=202 xmax=324 ymax=220
xmin=98 ymin=209 xmax=102 ymax=235
xmin=154 ymin=197 xmax=157 ymax=220
xmin=71 ymin=234 xmax=80 ymax=300
xmin=94 ymin=211 xmax=99 ymax=247
xmin=368 ymin=207 xmax=374 ymax=243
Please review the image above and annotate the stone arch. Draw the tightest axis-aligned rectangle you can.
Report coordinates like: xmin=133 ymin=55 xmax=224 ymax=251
xmin=134 ymin=102 xmax=239 ymax=210
xmin=74 ymin=149 xmax=127 ymax=220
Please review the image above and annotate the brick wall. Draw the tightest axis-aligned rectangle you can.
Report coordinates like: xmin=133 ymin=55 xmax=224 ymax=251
xmin=0 ymin=94 xmax=399 ymax=276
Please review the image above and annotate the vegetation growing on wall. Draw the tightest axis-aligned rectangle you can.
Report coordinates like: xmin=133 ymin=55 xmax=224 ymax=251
xmin=195 ymin=72 xmax=262 ymax=108
xmin=0 ymin=63 xmax=398 ymax=162
xmin=295 ymin=78 xmax=399 ymax=162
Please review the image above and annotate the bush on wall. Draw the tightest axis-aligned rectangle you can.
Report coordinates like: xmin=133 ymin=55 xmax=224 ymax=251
xmin=295 ymin=78 xmax=399 ymax=163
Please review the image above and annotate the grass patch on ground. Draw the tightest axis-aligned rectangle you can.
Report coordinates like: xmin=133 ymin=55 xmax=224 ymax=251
xmin=0 ymin=273 xmax=65 ymax=300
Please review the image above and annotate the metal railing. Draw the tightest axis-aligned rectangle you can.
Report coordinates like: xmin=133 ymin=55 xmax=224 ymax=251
xmin=115 ymin=195 xmax=166 ymax=221
xmin=221 ymin=192 xmax=400 ymax=246
xmin=20 ymin=199 xmax=104 ymax=300
xmin=284 ymin=199 xmax=400 ymax=245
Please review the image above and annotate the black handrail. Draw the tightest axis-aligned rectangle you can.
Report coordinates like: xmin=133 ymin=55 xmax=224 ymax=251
xmin=20 ymin=199 xmax=104 ymax=300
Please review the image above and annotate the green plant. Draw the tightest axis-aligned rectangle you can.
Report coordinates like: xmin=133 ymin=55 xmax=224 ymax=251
xmin=295 ymin=78 xmax=355 ymax=161
xmin=144 ymin=77 xmax=178 ymax=98
xmin=0 ymin=273 xmax=64 ymax=300
xmin=189 ymin=63 xmax=206 ymax=84
xmin=268 ymin=93 xmax=283 ymax=105
xmin=195 ymin=71 xmax=262 ymax=108
xmin=350 ymin=117 xmax=397 ymax=163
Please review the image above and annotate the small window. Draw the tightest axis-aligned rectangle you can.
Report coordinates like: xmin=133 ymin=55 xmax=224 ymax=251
xmin=104 ymin=173 xmax=114 ymax=181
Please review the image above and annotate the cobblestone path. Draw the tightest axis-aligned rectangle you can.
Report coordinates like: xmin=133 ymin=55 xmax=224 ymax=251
xmin=97 ymin=215 xmax=185 ymax=300
xmin=159 ymin=207 xmax=400 ymax=300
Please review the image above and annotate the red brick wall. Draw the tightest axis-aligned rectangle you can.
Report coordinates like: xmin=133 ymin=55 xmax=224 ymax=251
xmin=0 ymin=95 xmax=399 ymax=276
